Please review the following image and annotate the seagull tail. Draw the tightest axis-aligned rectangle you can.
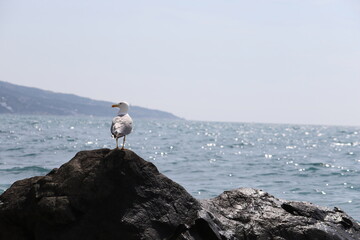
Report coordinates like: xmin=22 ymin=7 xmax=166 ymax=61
xmin=113 ymin=131 xmax=123 ymax=138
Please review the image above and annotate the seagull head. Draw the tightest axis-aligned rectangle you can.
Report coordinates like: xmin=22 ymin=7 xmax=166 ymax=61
xmin=112 ymin=101 xmax=130 ymax=115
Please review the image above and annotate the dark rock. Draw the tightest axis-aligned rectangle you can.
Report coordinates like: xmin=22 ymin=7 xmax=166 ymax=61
xmin=200 ymin=188 xmax=360 ymax=240
xmin=0 ymin=149 xmax=359 ymax=240
xmin=0 ymin=149 xmax=201 ymax=240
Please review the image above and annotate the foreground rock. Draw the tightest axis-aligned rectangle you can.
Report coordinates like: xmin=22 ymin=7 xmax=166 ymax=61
xmin=0 ymin=149 xmax=359 ymax=240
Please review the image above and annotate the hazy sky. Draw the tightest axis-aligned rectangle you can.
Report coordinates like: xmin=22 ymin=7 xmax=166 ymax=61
xmin=1 ymin=0 xmax=360 ymax=125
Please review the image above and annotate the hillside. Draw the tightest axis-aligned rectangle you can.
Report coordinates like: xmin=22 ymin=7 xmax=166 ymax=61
xmin=0 ymin=81 xmax=180 ymax=119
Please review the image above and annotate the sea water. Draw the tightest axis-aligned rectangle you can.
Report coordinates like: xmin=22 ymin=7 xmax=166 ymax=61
xmin=0 ymin=114 xmax=359 ymax=221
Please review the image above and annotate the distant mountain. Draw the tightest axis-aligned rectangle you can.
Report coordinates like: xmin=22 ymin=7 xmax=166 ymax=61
xmin=0 ymin=81 xmax=180 ymax=119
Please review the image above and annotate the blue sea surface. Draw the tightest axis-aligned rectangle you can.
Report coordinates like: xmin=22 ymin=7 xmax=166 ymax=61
xmin=0 ymin=114 xmax=359 ymax=221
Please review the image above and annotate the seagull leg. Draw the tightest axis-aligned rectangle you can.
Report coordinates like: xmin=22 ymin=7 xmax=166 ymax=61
xmin=121 ymin=136 xmax=126 ymax=150
xmin=116 ymin=137 xmax=119 ymax=149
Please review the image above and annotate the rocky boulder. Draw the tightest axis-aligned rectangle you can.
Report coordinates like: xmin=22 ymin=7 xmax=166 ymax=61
xmin=0 ymin=149 xmax=201 ymax=240
xmin=201 ymin=188 xmax=360 ymax=240
xmin=0 ymin=149 xmax=359 ymax=240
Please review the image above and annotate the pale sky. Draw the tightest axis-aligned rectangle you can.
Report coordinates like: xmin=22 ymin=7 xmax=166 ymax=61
xmin=1 ymin=0 xmax=360 ymax=126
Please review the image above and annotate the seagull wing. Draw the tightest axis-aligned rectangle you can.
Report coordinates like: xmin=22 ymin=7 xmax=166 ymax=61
xmin=111 ymin=114 xmax=133 ymax=138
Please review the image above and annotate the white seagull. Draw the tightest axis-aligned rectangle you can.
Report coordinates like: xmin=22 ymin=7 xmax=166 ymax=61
xmin=111 ymin=101 xmax=133 ymax=149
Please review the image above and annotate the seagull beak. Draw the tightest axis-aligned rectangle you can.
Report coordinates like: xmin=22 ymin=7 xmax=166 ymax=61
xmin=112 ymin=104 xmax=119 ymax=108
